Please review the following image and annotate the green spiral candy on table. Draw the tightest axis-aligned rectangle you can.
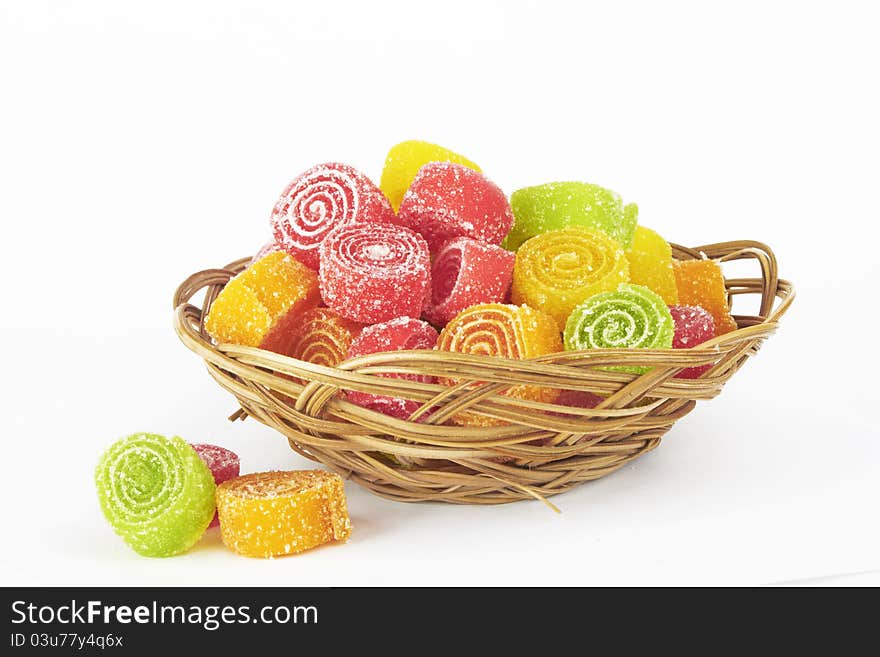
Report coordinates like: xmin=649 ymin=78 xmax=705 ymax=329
xmin=563 ymin=283 xmax=675 ymax=374
xmin=95 ymin=433 xmax=216 ymax=557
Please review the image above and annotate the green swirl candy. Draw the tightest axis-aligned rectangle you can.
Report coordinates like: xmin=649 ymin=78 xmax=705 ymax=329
xmin=563 ymin=284 xmax=674 ymax=374
xmin=95 ymin=433 xmax=216 ymax=557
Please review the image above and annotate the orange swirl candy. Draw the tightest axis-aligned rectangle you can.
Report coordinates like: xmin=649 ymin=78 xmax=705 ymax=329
xmin=262 ymin=307 xmax=362 ymax=369
xmin=437 ymin=303 xmax=562 ymax=426
xmin=511 ymin=227 xmax=629 ymax=329
xmin=216 ymin=470 xmax=351 ymax=558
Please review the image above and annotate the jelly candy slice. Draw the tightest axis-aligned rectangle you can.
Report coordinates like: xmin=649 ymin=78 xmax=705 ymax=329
xmin=216 ymin=470 xmax=351 ymax=558
xmin=95 ymin=434 xmax=216 ymax=557
xmin=271 ymin=162 xmax=395 ymax=270
xmin=318 ymin=222 xmax=431 ymax=323
xmin=669 ymin=304 xmax=716 ymax=378
xmin=511 ymin=227 xmax=629 ymax=329
xmin=563 ymin=283 xmax=674 ymax=374
xmin=437 ymin=303 xmax=562 ymax=426
xmin=396 ymin=162 xmax=514 ymax=253
xmin=191 ymin=443 xmax=241 ymax=528
xmin=346 ymin=317 xmax=439 ymax=419
xmin=425 ymin=237 xmax=515 ymax=327
xmin=507 ymin=182 xmax=638 ymax=250
xmin=261 ymin=307 xmax=362 ymax=371
xmin=626 ymin=226 xmax=679 ymax=304
xmin=380 ymin=140 xmax=480 ymax=212
xmin=672 ymin=258 xmax=738 ymax=335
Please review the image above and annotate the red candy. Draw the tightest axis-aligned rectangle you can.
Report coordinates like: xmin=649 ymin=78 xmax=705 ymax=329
xmin=271 ymin=162 xmax=395 ymax=270
xmin=555 ymin=390 xmax=604 ymax=410
xmin=669 ymin=305 xmax=716 ymax=378
xmin=396 ymin=162 xmax=514 ymax=253
xmin=346 ymin=317 xmax=439 ymax=419
xmin=425 ymin=237 xmax=516 ymax=327
xmin=190 ymin=443 xmax=241 ymax=528
xmin=319 ymin=223 xmax=431 ymax=323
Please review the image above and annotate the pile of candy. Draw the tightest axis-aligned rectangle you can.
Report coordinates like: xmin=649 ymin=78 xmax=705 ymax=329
xmin=206 ymin=140 xmax=736 ymax=423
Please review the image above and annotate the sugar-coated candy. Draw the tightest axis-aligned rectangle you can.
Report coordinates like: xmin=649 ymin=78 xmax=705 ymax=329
xmin=191 ymin=443 xmax=241 ymax=528
xmin=437 ymin=303 xmax=562 ymax=426
xmin=555 ymin=390 xmax=605 ymax=410
xmin=669 ymin=305 xmax=716 ymax=379
xmin=395 ymin=162 xmax=514 ymax=254
xmin=380 ymin=140 xmax=481 ymax=212
xmin=271 ymin=162 xmax=395 ymax=270
xmin=251 ymin=240 xmax=281 ymax=264
xmin=425 ymin=237 xmax=515 ymax=327
xmin=216 ymin=470 xmax=351 ymax=558
xmin=672 ymin=259 xmax=738 ymax=335
xmin=346 ymin=317 xmax=439 ymax=419
xmin=95 ymin=434 xmax=216 ymax=557
xmin=511 ymin=227 xmax=629 ymax=329
xmin=262 ymin=307 xmax=362 ymax=370
xmin=506 ymin=182 xmax=638 ymax=251
xmin=564 ymin=284 xmax=675 ymax=374
xmin=626 ymin=226 xmax=679 ymax=305
xmin=319 ymin=222 xmax=431 ymax=323
xmin=205 ymin=251 xmax=320 ymax=348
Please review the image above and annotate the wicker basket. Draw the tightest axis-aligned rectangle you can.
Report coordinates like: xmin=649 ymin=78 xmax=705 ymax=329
xmin=173 ymin=240 xmax=794 ymax=508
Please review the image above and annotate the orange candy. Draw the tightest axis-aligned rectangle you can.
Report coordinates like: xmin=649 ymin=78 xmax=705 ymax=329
xmin=261 ymin=307 xmax=362 ymax=368
xmin=672 ymin=258 xmax=738 ymax=335
xmin=216 ymin=470 xmax=351 ymax=558
xmin=204 ymin=251 xmax=320 ymax=349
xmin=437 ymin=303 xmax=562 ymax=426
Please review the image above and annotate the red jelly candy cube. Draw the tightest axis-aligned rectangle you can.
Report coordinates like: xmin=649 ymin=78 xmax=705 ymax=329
xmin=669 ymin=305 xmax=716 ymax=378
xmin=319 ymin=222 xmax=431 ymax=324
xmin=190 ymin=443 xmax=241 ymax=528
xmin=271 ymin=162 xmax=395 ymax=270
xmin=346 ymin=317 xmax=439 ymax=420
xmin=425 ymin=237 xmax=516 ymax=327
xmin=396 ymin=162 xmax=514 ymax=253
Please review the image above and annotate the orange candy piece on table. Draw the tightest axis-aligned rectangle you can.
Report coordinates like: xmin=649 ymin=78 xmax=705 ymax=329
xmin=625 ymin=226 xmax=679 ymax=305
xmin=204 ymin=251 xmax=320 ymax=349
xmin=216 ymin=470 xmax=351 ymax=558
xmin=672 ymin=258 xmax=738 ymax=335
xmin=436 ymin=303 xmax=562 ymax=426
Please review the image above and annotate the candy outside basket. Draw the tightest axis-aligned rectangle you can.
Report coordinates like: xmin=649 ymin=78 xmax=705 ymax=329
xmin=173 ymin=240 xmax=794 ymax=508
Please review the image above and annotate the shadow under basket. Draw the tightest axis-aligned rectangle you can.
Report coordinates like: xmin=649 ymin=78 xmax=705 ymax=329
xmin=174 ymin=240 xmax=794 ymax=508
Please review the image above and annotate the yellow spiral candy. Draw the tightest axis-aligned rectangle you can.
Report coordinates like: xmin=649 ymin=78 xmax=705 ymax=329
xmin=511 ymin=227 xmax=630 ymax=329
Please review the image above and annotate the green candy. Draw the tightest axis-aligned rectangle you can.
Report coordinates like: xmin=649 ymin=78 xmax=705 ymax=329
xmin=564 ymin=283 xmax=674 ymax=374
xmin=95 ymin=433 xmax=216 ymax=557
xmin=506 ymin=182 xmax=638 ymax=250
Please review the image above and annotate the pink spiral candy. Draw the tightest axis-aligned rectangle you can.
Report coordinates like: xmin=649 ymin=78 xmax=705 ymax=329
xmin=271 ymin=162 xmax=395 ymax=270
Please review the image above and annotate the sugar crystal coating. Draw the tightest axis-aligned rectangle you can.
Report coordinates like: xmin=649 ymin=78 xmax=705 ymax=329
xmin=380 ymin=140 xmax=481 ymax=212
xmin=626 ymin=226 xmax=679 ymax=304
xmin=511 ymin=226 xmax=630 ymax=329
xmin=425 ymin=237 xmax=515 ymax=327
xmin=672 ymin=258 xmax=738 ymax=335
xmin=95 ymin=434 xmax=216 ymax=557
xmin=261 ymin=307 xmax=362 ymax=372
xmin=669 ymin=304 xmax=716 ymax=378
xmin=437 ymin=303 xmax=562 ymax=426
xmin=346 ymin=317 xmax=439 ymax=419
xmin=191 ymin=443 xmax=241 ymax=528
xmin=395 ymin=162 xmax=514 ymax=253
xmin=271 ymin=162 xmax=394 ymax=270
xmin=318 ymin=222 xmax=431 ymax=323
xmin=216 ymin=470 xmax=351 ymax=558
xmin=507 ymin=182 xmax=638 ymax=250
xmin=564 ymin=283 xmax=674 ymax=374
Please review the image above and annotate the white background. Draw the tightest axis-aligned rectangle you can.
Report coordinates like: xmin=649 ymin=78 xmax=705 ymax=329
xmin=1 ymin=1 xmax=878 ymax=586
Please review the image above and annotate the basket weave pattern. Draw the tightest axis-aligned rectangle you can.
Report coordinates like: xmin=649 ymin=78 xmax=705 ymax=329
xmin=174 ymin=241 xmax=794 ymax=506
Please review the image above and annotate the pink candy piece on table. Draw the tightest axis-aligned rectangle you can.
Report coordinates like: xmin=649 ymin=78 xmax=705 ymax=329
xmin=190 ymin=443 xmax=240 ymax=528
xmin=669 ymin=305 xmax=716 ymax=379
xmin=319 ymin=222 xmax=431 ymax=324
xmin=346 ymin=317 xmax=439 ymax=420
xmin=425 ymin=237 xmax=516 ymax=327
xmin=395 ymin=162 xmax=514 ymax=253
xmin=271 ymin=162 xmax=395 ymax=270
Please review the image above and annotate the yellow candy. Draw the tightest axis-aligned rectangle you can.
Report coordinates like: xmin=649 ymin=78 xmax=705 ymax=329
xmin=205 ymin=251 xmax=320 ymax=348
xmin=380 ymin=140 xmax=480 ymax=212
xmin=216 ymin=470 xmax=351 ymax=558
xmin=672 ymin=258 xmax=738 ymax=335
xmin=511 ymin=227 xmax=630 ymax=329
xmin=625 ymin=226 xmax=679 ymax=305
